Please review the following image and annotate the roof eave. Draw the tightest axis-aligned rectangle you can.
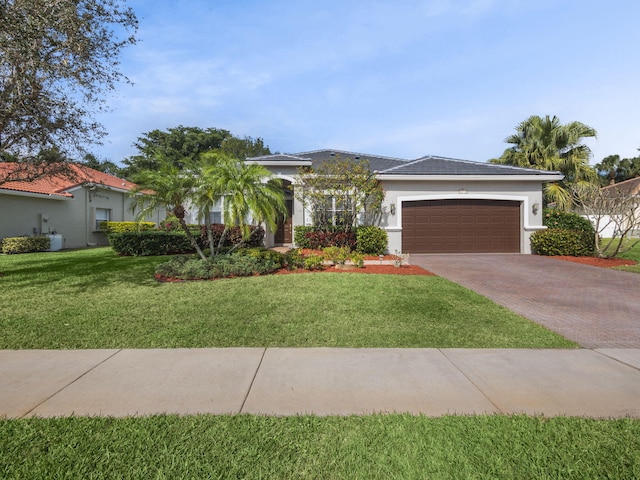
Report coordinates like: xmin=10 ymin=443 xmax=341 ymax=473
xmin=375 ymin=174 xmax=566 ymax=181
xmin=0 ymin=188 xmax=73 ymax=200
xmin=246 ymin=160 xmax=313 ymax=167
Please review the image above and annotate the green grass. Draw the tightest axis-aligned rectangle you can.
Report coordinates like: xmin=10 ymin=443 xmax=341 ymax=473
xmin=0 ymin=247 xmax=574 ymax=349
xmin=1 ymin=414 xmax=639 ymax=479
xmin=605 ymin=238 xmax=640 ymax=273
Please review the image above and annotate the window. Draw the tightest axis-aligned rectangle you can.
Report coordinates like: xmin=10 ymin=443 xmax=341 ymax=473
xmin=312 ymin=195 xmax=353 ymax=227
xmin=208 ymin=198 xmax=223 ymax=224
xmin=95 ymin=208 xmax=111 ymax=231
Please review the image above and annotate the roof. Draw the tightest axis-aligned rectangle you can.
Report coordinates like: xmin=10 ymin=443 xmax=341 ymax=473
xmin=0 ymin=162 xmax=138 ymax=198
xmin=294 ymin=149 xmax=407 ymax=172
xmin=381 ymin=155 xmax=555 ymax=176
xmin=248 ymin=149 xmax=562 ymax=178
xmin=602 ymin=176 xmax=640 ymax=196
xmin=245 ymin=154 xmax=313 ymax=167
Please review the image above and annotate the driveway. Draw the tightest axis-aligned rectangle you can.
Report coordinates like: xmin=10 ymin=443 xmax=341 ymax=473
xmin=412 ymin=254 xmax=640 ymax=348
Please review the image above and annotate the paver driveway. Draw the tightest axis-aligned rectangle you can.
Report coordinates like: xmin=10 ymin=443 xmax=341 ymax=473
xmin=412 ymin=254 xmax=640 ymax=348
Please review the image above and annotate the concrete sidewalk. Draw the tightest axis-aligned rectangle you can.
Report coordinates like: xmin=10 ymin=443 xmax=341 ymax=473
xmin=2 ymin=348 xmax=640 ymax=419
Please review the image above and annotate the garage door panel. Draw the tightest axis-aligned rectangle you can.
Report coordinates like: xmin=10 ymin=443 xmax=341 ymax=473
xmin=402 ymin=199 xmax=520 ymax=253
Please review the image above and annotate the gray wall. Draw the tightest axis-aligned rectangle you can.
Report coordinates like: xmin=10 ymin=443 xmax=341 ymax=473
xmin=1 ymin=186 xmax=165 ymax=250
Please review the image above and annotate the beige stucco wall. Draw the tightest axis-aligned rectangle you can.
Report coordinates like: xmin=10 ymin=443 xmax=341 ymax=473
xmin=0 ymin=186 xmax=164 ymax=250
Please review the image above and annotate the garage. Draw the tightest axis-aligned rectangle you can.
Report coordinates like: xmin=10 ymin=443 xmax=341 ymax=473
xmin=401 ymin=199 xmax=521 ymax=253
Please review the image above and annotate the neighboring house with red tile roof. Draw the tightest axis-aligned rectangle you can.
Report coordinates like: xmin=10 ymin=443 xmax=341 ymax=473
xmin=0 ymin=163 xmax=165 ymax=249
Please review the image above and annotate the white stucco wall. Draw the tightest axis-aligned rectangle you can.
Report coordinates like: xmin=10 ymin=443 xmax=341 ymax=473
xmin=379 ymin=178 xmax=547 ymax=254
xmin=0 ymin=186 xmax=164 ymax=249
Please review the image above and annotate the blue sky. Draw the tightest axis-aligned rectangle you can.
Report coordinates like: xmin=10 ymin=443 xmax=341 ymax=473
xmin=96 ymin=0 xmax=640 ymax=165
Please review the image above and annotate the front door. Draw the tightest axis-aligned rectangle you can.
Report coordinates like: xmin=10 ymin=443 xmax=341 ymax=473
xmin=275 ymin=199 xmax=293 ymax=244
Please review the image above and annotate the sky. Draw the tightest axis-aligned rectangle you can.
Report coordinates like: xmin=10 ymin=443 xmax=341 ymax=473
xmin=95 ymin=0 xmax=640 ymax=166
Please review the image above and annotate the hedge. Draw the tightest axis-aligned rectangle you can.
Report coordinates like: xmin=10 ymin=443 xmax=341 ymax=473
xmin=100 ymin=221 xmax=156 ymax=234
xmin=293 ymin=226 xmax=357 ymax=249
xmin=543 ymin=208 xmax=594 ymax=233
xmin=355 ymin=226 xmax=388 ymax=255
xmin=530 ymin=228 xmax=595 ymax=257
xmin=109 ymin=231 xmax=196 ymax=256
xmin=1 ymin=236 xmax=51 ymax=254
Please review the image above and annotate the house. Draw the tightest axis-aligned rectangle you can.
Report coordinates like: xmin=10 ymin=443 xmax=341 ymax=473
xmin=247 ymin=149 xmax=564 ymax=254
xmin=0 ymin=163 xmax=164 ymax=250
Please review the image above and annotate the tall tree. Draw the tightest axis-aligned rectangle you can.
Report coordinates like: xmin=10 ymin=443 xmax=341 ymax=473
xmin=120 ymin=126 xmax=272 ymax=179
xmin=220 ymin=135 xmax=271 ymax=160
xmin=122 ymin=126 xmax=232 ymax=177
xmin=81 ymin=153 xmax=125 ymax=177
xmin=0 ymin=0 xmax=138 ymax=166
xmin=490 ymin=115 xmax=597 ymax=209
xmin=594 ymin=151 xmax=640 ymax=185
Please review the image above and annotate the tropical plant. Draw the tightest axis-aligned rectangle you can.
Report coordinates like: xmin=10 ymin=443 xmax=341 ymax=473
xmin=129 ymin=160 xmax=206 ymax=259
xmin=490 ymin=115 xmax=598 ymax=209
xmin=201 ymin=153 xmax=286 ymax=255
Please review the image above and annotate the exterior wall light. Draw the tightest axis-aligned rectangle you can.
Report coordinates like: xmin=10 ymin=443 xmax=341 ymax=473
xmin=532 ymin=203 xmax=540 ymax=215
xmin=389 ymin=203 xmax=396 ymax=215
xmin=458 ymin=188 xmax=468 ymax=194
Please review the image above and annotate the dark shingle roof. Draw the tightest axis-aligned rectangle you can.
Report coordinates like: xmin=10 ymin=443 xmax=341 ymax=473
xmin=381 ymin=155 xmax=556 ymax=176
xmin=294 ymin=149 xmax=406 ymax=172
xmin=249 ymin=149 xmax=561 ymax=177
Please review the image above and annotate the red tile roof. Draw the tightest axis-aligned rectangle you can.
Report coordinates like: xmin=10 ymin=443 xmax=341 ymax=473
xmin=0 ymin=163 xmax=138 ymax=198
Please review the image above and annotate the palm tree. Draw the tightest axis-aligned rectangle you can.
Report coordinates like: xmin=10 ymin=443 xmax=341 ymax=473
xmin=129 ymin=160 xmax=207 ymax=259
xmin=202 ymin=153 xmax=285 ymax=255
xmin=490 ymin=115 xmax=597 ymax=209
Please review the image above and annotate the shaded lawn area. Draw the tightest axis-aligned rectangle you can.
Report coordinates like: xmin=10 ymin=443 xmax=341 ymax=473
xmin=0 ymin=248 xmax=575 ymax=349
xmin=1 ymin=414 xmax=639 ymax=479
xmin=615 ymin=238 xmax=640 ymax=273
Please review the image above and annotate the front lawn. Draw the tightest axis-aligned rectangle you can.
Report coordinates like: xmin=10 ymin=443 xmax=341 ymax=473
xmin=1 ymin=415 xmax=639 ymax=479
xmin=0 ymin=247 xmax=575 ymax=349
xmin=614 ymin=238 xmax=640 ymax=273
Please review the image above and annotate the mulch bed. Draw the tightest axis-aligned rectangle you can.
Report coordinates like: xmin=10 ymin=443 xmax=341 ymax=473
xmin=551 ymin=256 xmax=637 ymax=268
xmin=275 ymin=264 xmax=434 ymax=276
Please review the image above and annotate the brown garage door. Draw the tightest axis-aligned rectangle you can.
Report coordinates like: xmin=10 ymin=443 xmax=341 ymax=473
xmin=402 ymin=199 xmax=521 ymax=253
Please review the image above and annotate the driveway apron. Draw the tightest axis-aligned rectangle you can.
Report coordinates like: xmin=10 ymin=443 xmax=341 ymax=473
xmin=412 ymin=254 xmax=640 ymax=348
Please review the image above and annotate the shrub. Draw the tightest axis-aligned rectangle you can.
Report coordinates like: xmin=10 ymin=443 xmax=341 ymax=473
xmin=323 ymin=246 xmax=351 ymax=265
xmin=235 ymin=248 xmax=285 ymax=269
xmin=99 ymin=221 xmax=155 ymax=234
xmin=350 ymin=251 xmax=365 ymax=268
xmin=284 ymin=248 xmax=305 ymax=270
xmin=109 ymin=231 xmax=195 ymax=256
xmin=154 ymin=252 xmax=281 ymax=280
xmin=543 ymin=208 xmax=594 ymax=233
xmin=304 ymin=230 xmax=357 ymax=250
xmin=303 ymin=253 xmax=325 ymax=271
xmin=356 ymin=226 xmax=388 ymax=255
xmin=1 ymin=236 xmax=50 ymax=254
xmin=531 ymin=228 xmax=596 ymax=257
xmin=294 ymin=226 xmax=315 ymax=248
